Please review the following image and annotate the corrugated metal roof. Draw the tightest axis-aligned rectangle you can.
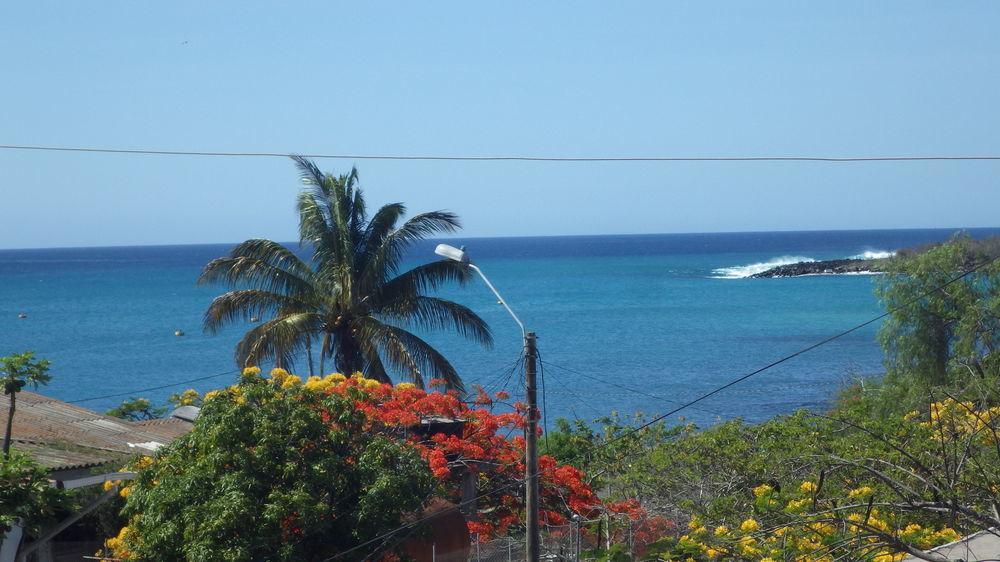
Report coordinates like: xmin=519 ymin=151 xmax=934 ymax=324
xmin=902 ymin=528 xmax=1000 ymax=561
xmin=3 ymin=390 xmax=194 ymax=471
xmin=9 ymin=439 xmax=119 ymax=471
xmin=133 ymin=417 xmax=196 ymax=441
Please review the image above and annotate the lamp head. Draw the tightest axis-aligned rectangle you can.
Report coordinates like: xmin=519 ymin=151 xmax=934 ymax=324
xmin=434 ymin=243 xmax=469 ymax=263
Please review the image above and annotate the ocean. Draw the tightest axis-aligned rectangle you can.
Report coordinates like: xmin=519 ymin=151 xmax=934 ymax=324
xmin=2 ymin=228 xmax=998 ymax=427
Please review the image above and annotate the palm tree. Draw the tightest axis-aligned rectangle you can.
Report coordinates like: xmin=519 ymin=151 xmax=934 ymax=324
xmin=198 ymin=157 xmax=492 ymax=391
xmin=2 ymin=352 xmax=51 ymax=458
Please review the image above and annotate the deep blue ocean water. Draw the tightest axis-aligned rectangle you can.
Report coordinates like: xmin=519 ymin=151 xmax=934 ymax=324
xmin=2 ymin=228 xmax=998 ymax=427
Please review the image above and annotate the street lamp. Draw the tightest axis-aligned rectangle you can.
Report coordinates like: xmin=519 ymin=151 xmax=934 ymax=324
xmin=434 ymin=244 xmax=524 ymax=336
xmin=434 ymin=243 xmax=540 ymax=562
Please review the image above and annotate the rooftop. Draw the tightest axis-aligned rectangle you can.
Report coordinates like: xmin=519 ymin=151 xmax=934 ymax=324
xmin=2 ymin=390 xmax=196 ymax=472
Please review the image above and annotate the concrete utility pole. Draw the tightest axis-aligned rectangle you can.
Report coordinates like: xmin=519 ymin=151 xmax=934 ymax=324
xmin=524 ymin=332 xmax=540 ymax=562
xmin=432 ymin=244 xmax=541 ymax=562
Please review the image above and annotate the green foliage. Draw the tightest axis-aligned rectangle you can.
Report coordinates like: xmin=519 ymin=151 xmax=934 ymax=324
xmin=116 ymin=371 xmax=436 ymax=561
xmin=543 ymin=412 xmax=684 ymax=502
xmin=106 ymin=398 xmax=167 ymax=421
xmin=2 ymin=351 xmax=52 ymax=457
xmin=198 ymin=158 xmax=492 ymax=390
xmin=0 ymin=450 xmax=65 ymax=535
xmin=0 ymin=351 xmax=51 ymax=396
xmin=876 ymin=234 xmax=1000 ymax=400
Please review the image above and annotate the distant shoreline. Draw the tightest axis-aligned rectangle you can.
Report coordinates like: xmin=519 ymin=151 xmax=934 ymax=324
xmin=750 ymin=257 xmax=887 ymax=278
xmin=750 ymin=234 xmax=1000 ymax=278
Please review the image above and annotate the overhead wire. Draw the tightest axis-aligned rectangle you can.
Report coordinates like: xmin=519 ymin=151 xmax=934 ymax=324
xmin=67 ymin=368 xmax=240 ymax=404
xmin=316 ymin=253 xmax=1000 ymax=561
xmin=3 ymin=143 xmax=1000 ymax=163
xmin=597 ymin=252 xmax=1000 ymax=448
xmin=539 ymin=359 xmax=725 ymax=419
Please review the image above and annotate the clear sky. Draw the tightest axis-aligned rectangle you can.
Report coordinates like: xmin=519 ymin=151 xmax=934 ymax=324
xmin=1 ymin=2 xmax=998 ymax=249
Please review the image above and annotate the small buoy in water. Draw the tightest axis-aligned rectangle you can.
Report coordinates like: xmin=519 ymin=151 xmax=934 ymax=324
xmin=174 ymin=330 xmax=185 ymax=337
xmin=17 ymin=312 xmax=27 ymax=319
xmin=497 ymin=300 xmax=503 ymax=305
xmin=250 ymin=316 xmax=259 ymax=322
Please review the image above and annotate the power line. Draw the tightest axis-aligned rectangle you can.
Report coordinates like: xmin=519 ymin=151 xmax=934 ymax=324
xmin=311 ymin=255 xmax=1000 ymax=561
xmin=600 ymin=253 xmax=1000 ymax=447
xmin=539 ymin=359 xmax=725 ymax=419
xmin=67 ymin=368 xmax=240 ymax=404
xmin=3 ymin=143 xmax=1000 ymax=163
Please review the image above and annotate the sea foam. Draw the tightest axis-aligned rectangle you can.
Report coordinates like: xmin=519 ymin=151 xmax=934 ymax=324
xmin=711 ymin=256 xmax=816 ymax=279
xmin=849 ymin=250 xmax=896 ymax=260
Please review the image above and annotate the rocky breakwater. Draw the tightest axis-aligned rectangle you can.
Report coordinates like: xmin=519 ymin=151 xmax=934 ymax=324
xmin=750 ymin=258 xmax=887 ymax=278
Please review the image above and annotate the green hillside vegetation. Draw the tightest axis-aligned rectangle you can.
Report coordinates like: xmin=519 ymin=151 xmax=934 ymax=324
xmin=545 ymin=235 xmax=1000 ymax=561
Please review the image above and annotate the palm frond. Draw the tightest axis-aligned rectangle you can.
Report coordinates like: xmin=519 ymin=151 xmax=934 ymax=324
xmin=202 ymin=290 xmax=306 ymax=334
xmin=357 ymin=318 xmax=465 ymax=391
xmin=361 ymin=344 xmax=390 ymax=383
xmin=197 ymin=239 xmax=314 ymax=295
xmin=373 ymin=260 xmax=473 ymax=301
xmin=365 ymin=211 xmax=462 ymax=286
xmin=376 ymin=296 xmax=493 ymax=347
xmin=357 ymin=203 xmax=406 ymax=289
xmin=235 ymin=312 xmax=321 ymax=369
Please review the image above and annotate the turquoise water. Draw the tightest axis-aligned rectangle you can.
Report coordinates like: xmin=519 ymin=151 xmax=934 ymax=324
xmin=2 ymin=229 xmax=998 ymax=426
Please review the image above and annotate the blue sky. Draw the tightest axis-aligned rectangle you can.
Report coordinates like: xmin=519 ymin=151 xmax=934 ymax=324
xmin=1 ymin=2 xmax=998 ymax=249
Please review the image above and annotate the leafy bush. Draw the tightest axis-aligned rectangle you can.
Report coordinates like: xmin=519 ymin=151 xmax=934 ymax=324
xmin=108 ymin=369 xmax=436 ymax=561
xmin=0 ymin=450 xmax=65 ymax=535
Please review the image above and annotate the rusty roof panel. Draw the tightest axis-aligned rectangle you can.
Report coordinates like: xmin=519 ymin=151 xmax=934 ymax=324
xmin=2 ymin=390 xmax=194 ymax=471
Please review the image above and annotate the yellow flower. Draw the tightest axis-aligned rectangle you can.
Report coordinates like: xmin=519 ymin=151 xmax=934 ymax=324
xmin=740 ymin=518 xmax=760 ymax=532
xmin=281 ymin=375 xmax=302 ymax=389
xmin=362 ymin=378 xmax=382 ymax=391
xmin=175 ymin=389 xmax=200 ymax=406
xmin=847 ymin=485 xmax=874 ymax=499
xmin=325 ymin=373 xmax=347 ymax=383
xmin=785 ymin=497 xmax=811 ymax=513
xmin=242 ymin=366 xmax=261 ymax=376
xmin=303 ymin=376 xmax=331 ymax=392
xmin=118 ymin=485 xmax=131 ymax=498
xmin=799 ymin=480 xmax=818 ymax=494
xmin=714 ymin=525 xmax=729 ymax=537
xmin=752 ymin=483 xmax=774 ymax=497
xmin=204 ymin=390 xmax=220 ymax=401
xmin=396 ymin=382 xmax=416 ymax=391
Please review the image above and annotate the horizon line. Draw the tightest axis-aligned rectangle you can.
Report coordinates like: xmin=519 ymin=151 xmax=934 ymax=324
xmin=2 ymin=225 xmax=998 ymax=252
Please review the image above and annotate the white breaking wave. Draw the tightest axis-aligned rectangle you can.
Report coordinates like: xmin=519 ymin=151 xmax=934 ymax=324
xmin=711 ymin=256 xmax=816 ymax=279
xmin=850 ymin=249 xmax=896 ymax=260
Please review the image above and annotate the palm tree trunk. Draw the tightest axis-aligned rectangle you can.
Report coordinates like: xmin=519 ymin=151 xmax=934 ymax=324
xmin=306 ymin=335 xmax=315 ymax=376
xmin=319 ymin=332 xmax=330 ymax=375
xmin=3 ymin=392 xmax=15 ymax=459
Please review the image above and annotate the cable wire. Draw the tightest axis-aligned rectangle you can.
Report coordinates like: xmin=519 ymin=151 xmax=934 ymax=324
xmin=4 ymin=143 xmax=1000 ymax=163
xmin=67 ymin=368 xmax=240 ymax=404
xmin=600 ymin=252 xmax=1000 ymax=447
xmin=539 ymin=359 xmax=725 ymax=418
xmin=318 ymin=253 xmax=1000 ymax=561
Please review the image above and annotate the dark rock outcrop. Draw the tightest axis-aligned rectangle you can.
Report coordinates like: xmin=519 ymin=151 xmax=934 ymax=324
xmin=750 ymin=258 xmax=886 ymax=278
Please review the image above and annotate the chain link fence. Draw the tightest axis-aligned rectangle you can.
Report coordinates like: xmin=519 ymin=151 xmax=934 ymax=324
xmin=469 ymin=521 xmax=608 ymax=562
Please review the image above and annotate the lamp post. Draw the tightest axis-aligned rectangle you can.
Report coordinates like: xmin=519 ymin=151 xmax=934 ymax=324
xmin=434 ymin=244 xmax=540 ymax=562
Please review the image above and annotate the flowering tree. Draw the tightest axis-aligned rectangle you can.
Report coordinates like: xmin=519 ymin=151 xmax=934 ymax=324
xmin=106 ymin=369 xmax=436 ymax=561
xmin=649 ymin=395 xmax=1000 ymax=561
xmin=107 ymin=368 xmax=621 ymax=560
